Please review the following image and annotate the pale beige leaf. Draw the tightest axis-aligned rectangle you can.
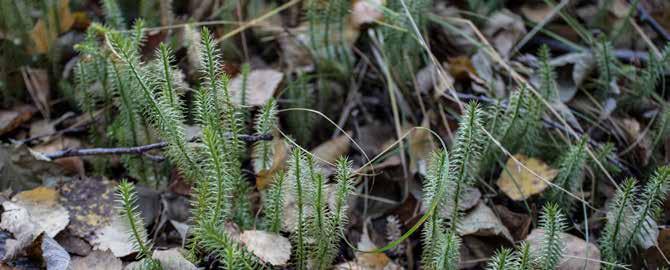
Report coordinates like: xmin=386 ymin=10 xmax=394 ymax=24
xmin=229 ymin=69 xmax=283 ymax=106
xmin=351 ymin=0 xmax=385 ymax=28
xmin=483 ymin=9 xmax=526 ymax=58
xmin=0 ymin=201 xmax=43 ymax=260
xmin=240 ymin=230 xmax=291 ymax=266
xmin=526 ymin=229 xmax=601 ymax=270
xmin=458 ymin=203 xmax=513 ymax=243
xmin=91 ymin=215 xmax=138 ymax=257
xmin=496 ymin=154 xmax=558 ymax=201
xmin=408 ymin=117 xmax=434 ymax=175
xmin=311 ymin=134 xmax=351 ymax=166
xmin=11 ymin=187 xmax=70 ymax=237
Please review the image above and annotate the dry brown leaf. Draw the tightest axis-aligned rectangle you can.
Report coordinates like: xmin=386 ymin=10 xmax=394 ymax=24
xmin=21 ymin=68 xmax=51 ymax=119
xmin=229 ymin=69 xmax=283 ymax=106
xmin=152 ymin=248 xmax=197 ymax=270
xmin=351 ymin=0 xmax=384 ymax=28
xmin=448 ymin=56 xmax=477 ymax=80
xmin=239 ymin=230 xmax=291 ymax=266
xmin=336 ymin=225 xmax=402 ymax=270
xmin=458 ymin=203 xmax=514 ymax=243
xmin=0 ymin=105 xmax=35 ymax=135
xmin=483 ymin=10 xmax=526 ymax=58
xmin=408 ymin=117 xmax=434 ymax=175
xmin=496 ymin=154 xmax=558 ymax=201
xmin=311 ymin=133 xmax=352 ymax=166
xmin=256 ymin=138 xmax=289 ymax=190
xmin=526 ymin=229 xmax=601 ymax=270
xmin=520 ymin=3 xmax=553 ymax=23
xmin=30 ymin=0 xmax=75 ymax=54
xmin=70 ymin=250 xmax=122 ymax=270
xmin=11 ymin=187 xmax=70 ymax=237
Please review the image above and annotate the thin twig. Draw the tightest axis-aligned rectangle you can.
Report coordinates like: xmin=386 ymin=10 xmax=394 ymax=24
xmin=43 ymin=133 xmax=272 ymax=160
xmin=630 ymin=0 xmax=670 ymax=42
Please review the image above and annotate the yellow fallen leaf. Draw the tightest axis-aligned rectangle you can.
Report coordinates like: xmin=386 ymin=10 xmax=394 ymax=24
xmin=256 ymin=138 xmax=288 ymax=190
xmin=30 ymin=0 xmax=74 ymax=54
xmin=496 ymin=154 xmax=558 ymax=201
xmin=311 ymin=133 xmax=351 ymax=166
xmin=408 ymin=117 xmax=434 ymax=175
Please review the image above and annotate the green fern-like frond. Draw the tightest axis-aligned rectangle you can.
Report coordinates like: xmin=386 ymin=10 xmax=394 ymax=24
xmin=288 ymin=148 xmax=310 ymax=270
xmin=448 ymin=102 xmax=485 ymax=225
xmin=486 ymin=248 xmax=520 ymax=270
xmin=116 ymin=180 xmax=160 ymax=269
xmin=108 ymin=30 xmax=201 ymax=181
xmin=537 ymin=203 xmax=566 ymax=270
xmin=421 ymin=150 xmax=450 ymax=266
xmin=435 ymin=230 xmax=461 ymax=270
xmin=624 ymin=166 xmax=670 ymax=251
xmin=537 ymin=45 xmax=557 ymax=101
xmin=198 ymin=220 xmax=258 ymax=270
xmin=264 ymin=170 xmax=286 ymax=233
xmin=547 ymin=137 xmax=588 ymax=210
xmin=600 ymin=178 xmax=637 ymax=262
xmin=102 ymin=0 xmax=125 ymax=30
xmin=516 ymin=241 xmax=533 ymax=270
xmin=594 ymin=38 xmax=619 ymax=95
xmin=253 ymin=99 xmax=278 ymax=172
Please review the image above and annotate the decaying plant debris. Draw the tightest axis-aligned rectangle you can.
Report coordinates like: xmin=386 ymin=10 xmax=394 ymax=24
xmin=1 ymin=0 xmax=670 ymax=269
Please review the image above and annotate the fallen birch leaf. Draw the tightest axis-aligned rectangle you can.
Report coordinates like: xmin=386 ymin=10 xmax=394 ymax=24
xmin=256 ymin=138 xmax=289 ymax=189
xmin=335 ymin=224 xmax=402 ymax=270
xmin=458 ymin=203 xmax=514 ymax=243
xmin=311 ymin=133 xmax=351 ymax=166
xmin=91 ymin=215 xmax=138 ymax=257
xmin=11 ymin=187 xmax=70 ymax=237
xmin=59 ymin=177 xmax=116 ymax=239
xmin=229 ymin=69 xmax=283 ymax=106
xmin=526 ymin=229 xmax=601 ymax=270
xmin=239 ymin=230 xmax=291 ymax=266
xmin=483 ymin=10 xmax=526 ymax=58
xmin=496 ymin=154 xmax=558 ymax=201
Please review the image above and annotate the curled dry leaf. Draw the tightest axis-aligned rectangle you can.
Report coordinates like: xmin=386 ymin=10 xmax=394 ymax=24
xmin=483 ymin=9 xmax=527 ymax=58
xmin=256 ymin=138 xmax=289 ymax=189
xmin=526 ymin=229 xmax=601 ymax=270
xmin=408 ymin=117 xmax=434 ymax=176
xmin=11 ymin=187 xmax=70 ymax=238
xmin=351 ymin=0 xmax=384 ymax=28
xmin=311 ymin=133 xmax=352 ymax=166
xmin=520 ymin=2 xmax=553 ymax=23
xmin=458 ymin=203 xmax=514 ymax=243
xmin=0 ymin=105 xmax=35 ymax=135
xmin=239 ymin=230 xmax=291 ymax=266
xmin=496 ymin=154 xmax=558 ymax=201
xmin=229 ymin=69 xmax=283 ymax=106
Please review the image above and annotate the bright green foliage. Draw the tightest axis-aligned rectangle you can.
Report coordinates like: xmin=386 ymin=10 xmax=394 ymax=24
xmin=537 ymin=203 xmax=566 ymax=270
xmin=600 ymin=178 xmax=637 ymax=265
xmin=547 ymin=137 xmax=588 ymax=210
xmin=198 ymin=220 xmax=258 ymax=270
xmin=423 ymin=102 xmax=485 ymax=269
xmin=594 ymin=38 xmax=619 ymax=95
xmin=624 ymin=166 xmax=670 ymax=251
xmin=288 ymin=148 xmax=310 ymax=270
xmin=102 ymin=0 xmax=125 ymax=30
xmin=486 ymin=248 xmax=519 ymax=270
xmin=537 ymin=45 xmax=558 ymax=101
xmin=253 ymin=99 xmax=278 ymax=172
xmin=421 ymin=151 xmax=450 ymax=267
xmin=116 ymin=180 xmax=161 ymax=270
xmin=306 ymin=0 xmax=352 ymax=75
xmin=264 ymin=171 xmax=286 ymax=233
